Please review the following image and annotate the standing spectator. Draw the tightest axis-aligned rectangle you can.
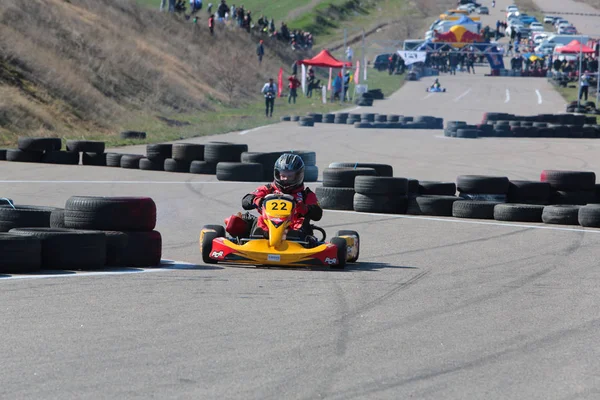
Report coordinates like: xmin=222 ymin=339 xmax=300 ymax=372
xmin=343 ymin=71 xmax=350 ymax=101
xmin=161 ymin=0 xmax=167 ymax=11
xmin=580 ymin=72 xmax=590 ymax=101
xmin=291 ymin=60 xmax=298 ymax=76
xmin=217 ymin=0 xmax=229 ymax=22
xmin=306 ymin=67 xmax=315 ymax=97
xmin=288 ymin=74 xmax=301 ymax=104
xmin=346 ymin=46 xmax=353 ymax=61
xmin=256 ymin=40 xmax=265 ymax=65
xmin=230 ymin=4 xmax=236 ymax=19
xmin=262 ymin=78 xmax=277 ymax=117
xmin=208 ymin=14 xmax=215 ymax=35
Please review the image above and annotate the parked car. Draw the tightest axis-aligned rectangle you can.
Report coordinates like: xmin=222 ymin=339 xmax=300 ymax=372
xmin=544 ymin=15 xmax=556 ymax=24
xmin=558 ymin=25 xmax=578 ymax=35
xmin=373 ymin=53 xmax=392 ymax=71
xmin=530 ymin=22 xmax=544 ymax=32
xmin=477 ymin=6 xmax=489 ymax=14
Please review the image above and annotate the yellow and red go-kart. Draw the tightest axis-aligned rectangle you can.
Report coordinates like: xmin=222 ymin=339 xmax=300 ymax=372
xmin=199 ymin=193 xmax=359 ymax=269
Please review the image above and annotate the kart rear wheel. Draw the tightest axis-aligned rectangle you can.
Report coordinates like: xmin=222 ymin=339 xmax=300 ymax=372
xmin=336 ymin=230 xmax=360 ymax=262
xmin=329 ymin=237 xmax=347 ymax=270
xmin=201 ymin=230 xmax=219 ymax=264
xmin=202 ymin=224 xmax=225 ymax=238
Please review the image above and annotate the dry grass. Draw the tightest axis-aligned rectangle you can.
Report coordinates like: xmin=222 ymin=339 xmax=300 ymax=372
xmin=0 ymin=0 xmax=305 ymax=139
xmin=573 ymin=0 xmax=600 ymax=9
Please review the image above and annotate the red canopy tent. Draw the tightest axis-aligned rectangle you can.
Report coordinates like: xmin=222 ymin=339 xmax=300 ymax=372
xmin=554 ymin=40 xmax=596 ymax=54
xmin=298 ymin=49 xmax=352 ymax=68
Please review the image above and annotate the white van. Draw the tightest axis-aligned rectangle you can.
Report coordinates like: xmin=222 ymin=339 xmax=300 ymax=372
xmin=545 ymin=34 xmax=589 ymax=46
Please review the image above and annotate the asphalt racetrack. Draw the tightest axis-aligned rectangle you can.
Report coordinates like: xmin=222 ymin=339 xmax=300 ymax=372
xmin=3 ymin=6 xmax=600 ymax=399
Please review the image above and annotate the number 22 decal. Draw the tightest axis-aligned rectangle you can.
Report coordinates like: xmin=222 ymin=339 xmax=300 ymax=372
xmin=270 ymin=201 xmax=288 ymax=210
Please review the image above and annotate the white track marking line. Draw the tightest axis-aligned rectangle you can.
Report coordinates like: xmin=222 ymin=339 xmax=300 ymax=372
xmin=0 ymin=260 xmax=202 ymax=281
xmin=324 ymin=209 xmax=600 ymax=234
xmin=239 ymin=125 xmax=267 ymax=135
xmin=423 ymin=92 xmax=434 ymax=100
xmin=0 ymin=180 xmax=261 ymax=184
xmin=453 ymin=88 xmax=471 ymax=102
xmin=505 ymin=89 xmax=510 ymax=103
xmin=536 ymin=89 xmax=543 ymax=104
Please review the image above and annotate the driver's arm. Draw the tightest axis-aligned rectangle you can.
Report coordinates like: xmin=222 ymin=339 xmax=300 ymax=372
xmin=302 ymin=189 xmax=323 ymax=221
xmin=242 ymin=185 xmax=270 ymax=210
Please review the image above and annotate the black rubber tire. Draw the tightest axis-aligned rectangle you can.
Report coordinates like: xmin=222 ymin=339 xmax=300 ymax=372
xmin=336 ymin=230 xmax=359 ymax=262
xmin=354 ymin=176 xmax=408 ymax=195
xmin=241 ymin=152 xmax=282 ymax=181
xmin=146 ymin=144 xmax=172 ymax=161
xmin=41 ymin=151 xmax=80 ymax=165
xmin=508 ymin=180 xmax=551 ymax=204
xmin=329 ymin=237 xmax=347 ymax=270
xmin=0 ymin=205 xmax=59 ymax=232
xmin=290 ymin=116 xmax=300 ymax=122
xmin=82 ymin=152 xmax=107 ymax=166
xmin=18 ymin=137 xmax=62 ymax=152
xmin=298 ymin=120 xmax=315 ymax=127
xmin=542 ymin=205 xmax=581 ymax=225
xmin=190 ymin=161 xmax=217 ymax=174
xmin=410 ymin=195 xmax=459 ymax=216
xmin=49 ymin=209 xmax=65 ymax=228
xmin=418 ymin=181 xmax=457 ymax=196
xmin=172 ymin=143 xmax=204 ymax=162
xmin=216 ymin=162 xmax=263 ymax=182
xmin=374 ymin=114 xmax=387 ymax=122
xmin=328 ymin=162 xmax=393 ymax=177
xmin=407 ymin=179 xmax=419 ymax=195
xmin=550 ymin=190 xmax=595 ymax=205
xmin=202 ymin=224 xmax=226 ymax=238
xmin=66 ymin=140 xmax=105 ymax=153
xmin=323 ymin=167 xmax=377 ymax=188
xmin=106 ymin=153 xmax=124 ymax=167
xmin=6 ymin=149 xmax=43 ymax=163
xmin=540 ymin=170 xmax=596 ymax=191
xmin=9 ymin=227 xmax=107 ymax=270
xmin=139 ymin=158 xmax=164 ymax=171
xmin=387 ymin=115 xmax=400 ymax=122
xmin=456 ymin=175 xmax=510 ymax=195
xmin=578 ymin=205 xmax=600 ymax=228
xmin=64 ymin=196 xmax=156 ymax=231
xmin=493 ymin=203 xmax=544 ymax=222
xmin=0 ymin=198 xmax=14 ymax=206
xmin=117 ymin=231 xmax=162 ymax=267
xmin=0 ymin=149 xmax=7 ymax=160
xmin=120 ymin=131 xmax=146 ymax=140
xmin=0 ymin=233 xmax=42 ymax=273
xmin=102 ymin=231 xmax=129 ymax=266
xmin=354 ymin=122 xmax=372 ymax=128
xmin=353 ymin=193 xmax=407 ymax=214
xmin=452 ymin=200 xmax=500 ymax=219
xmin=456 ymin=129 xmax=479 ymax=139
xmin=315 ymin=187 xmax=355 ymax=210
xmin=204 ymin=143 xmax=248 ymax=163
xmin=298 ymin=116 xmax=313 ymax=122
xmin=164 ymin=158 xmax=191 ymax=173
xmin=280 ymin=116 xmax=291 ymax=122
xmin=201 ymin=229 xmax=219 ymax=264
xmin=458 ymin=193 xmax=507 ymax=202
xmin=120 ymin=154 xmax=144 ymax=169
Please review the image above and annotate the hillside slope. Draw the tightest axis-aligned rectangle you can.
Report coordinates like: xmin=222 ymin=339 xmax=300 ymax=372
xmin=0 ymin=0 xmax=301 ymax=144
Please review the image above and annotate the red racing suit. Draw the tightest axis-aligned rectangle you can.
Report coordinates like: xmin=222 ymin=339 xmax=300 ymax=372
xmin=242 ymin=182 xmax=322 ymax=231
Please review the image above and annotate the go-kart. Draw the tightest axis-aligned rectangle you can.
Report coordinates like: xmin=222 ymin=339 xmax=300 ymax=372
xmin=199 ymin=194 xmax=360 ymax=269
xmin=426 ymin=86 xmax=446 ymax=92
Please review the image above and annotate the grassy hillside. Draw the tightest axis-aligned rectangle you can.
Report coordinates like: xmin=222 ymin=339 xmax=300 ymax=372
xmin=0 ymin=0 xmax=453 ymax=147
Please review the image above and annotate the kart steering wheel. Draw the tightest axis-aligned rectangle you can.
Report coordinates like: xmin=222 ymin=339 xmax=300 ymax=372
xmin=311 ymin=225 xmax=326 ymax=242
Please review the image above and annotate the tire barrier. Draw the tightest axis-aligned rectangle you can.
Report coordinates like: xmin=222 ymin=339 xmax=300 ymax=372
xmin=5 ymin=138 xmax=318 ymax=182
xmin=281 ymin=114 xmax=444 ymax=130
xmin=0 ymin=196 xmax=162 ymax=274
xmin=449 ymin=113 xmax=600 ymax=139
xmin=316 ymin=164 xmax=600 ymax=228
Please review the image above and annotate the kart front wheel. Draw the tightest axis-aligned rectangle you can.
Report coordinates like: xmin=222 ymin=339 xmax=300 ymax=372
xmin=329 ymin=237 xmax=347 ymax=270
xmin=201 ymin=230 xmax=219 ymax=264
xmin=201 ymin=224 xmax=225 ymax=238
xmin=336 ymin=230 xmax=360 ymax=262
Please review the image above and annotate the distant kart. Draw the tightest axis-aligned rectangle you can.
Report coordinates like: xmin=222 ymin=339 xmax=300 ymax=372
xmin=426 ymin=86 xmax=446 ymax=93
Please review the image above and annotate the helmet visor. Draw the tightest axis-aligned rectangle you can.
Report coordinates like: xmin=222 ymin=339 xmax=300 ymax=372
xmin=275 ymin=169 xmax=303 ymax=188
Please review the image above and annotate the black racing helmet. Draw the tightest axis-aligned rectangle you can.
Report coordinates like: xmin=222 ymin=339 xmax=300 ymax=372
xmin=274 ymin=153 xmax=305 ymax=192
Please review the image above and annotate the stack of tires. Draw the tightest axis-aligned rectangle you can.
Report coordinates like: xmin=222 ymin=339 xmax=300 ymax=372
xmin=334 ymin=113 xmax=349 ymax=124
xmin=67 ymin=140 xmax=107 ymax=166
xmin=407 ymin=181 xmax=458 ymax=216
xmin=0 ymin=196 xmax=162 ymax=273
xmin=315 ymin=166 xmax=379 ymax=210
xmin=540 ymin=170 xmax=596 ymax=205
xmin=353 ymin=176 xmax=410 ymax=214
xmin=452 ymin=175 xmax=510 ymax=220
xmin=204 ymin=142 xmax=249 ymax=179
xmin=444 ymin=121 xmax=479 ymax=138
xmin=6 ymin=137 xmax=77 ymax=165
xmin=141 ymin=144 xmax=171 ymax=171
xmin=478 ymin=112 xmax=600 ymax=139
xmin=298 ymin=116 xmax=315 ymax=127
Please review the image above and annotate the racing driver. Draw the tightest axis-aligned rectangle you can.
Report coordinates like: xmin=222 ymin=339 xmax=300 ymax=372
xmin=240 ymin=153 xmax=322 ymax=242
